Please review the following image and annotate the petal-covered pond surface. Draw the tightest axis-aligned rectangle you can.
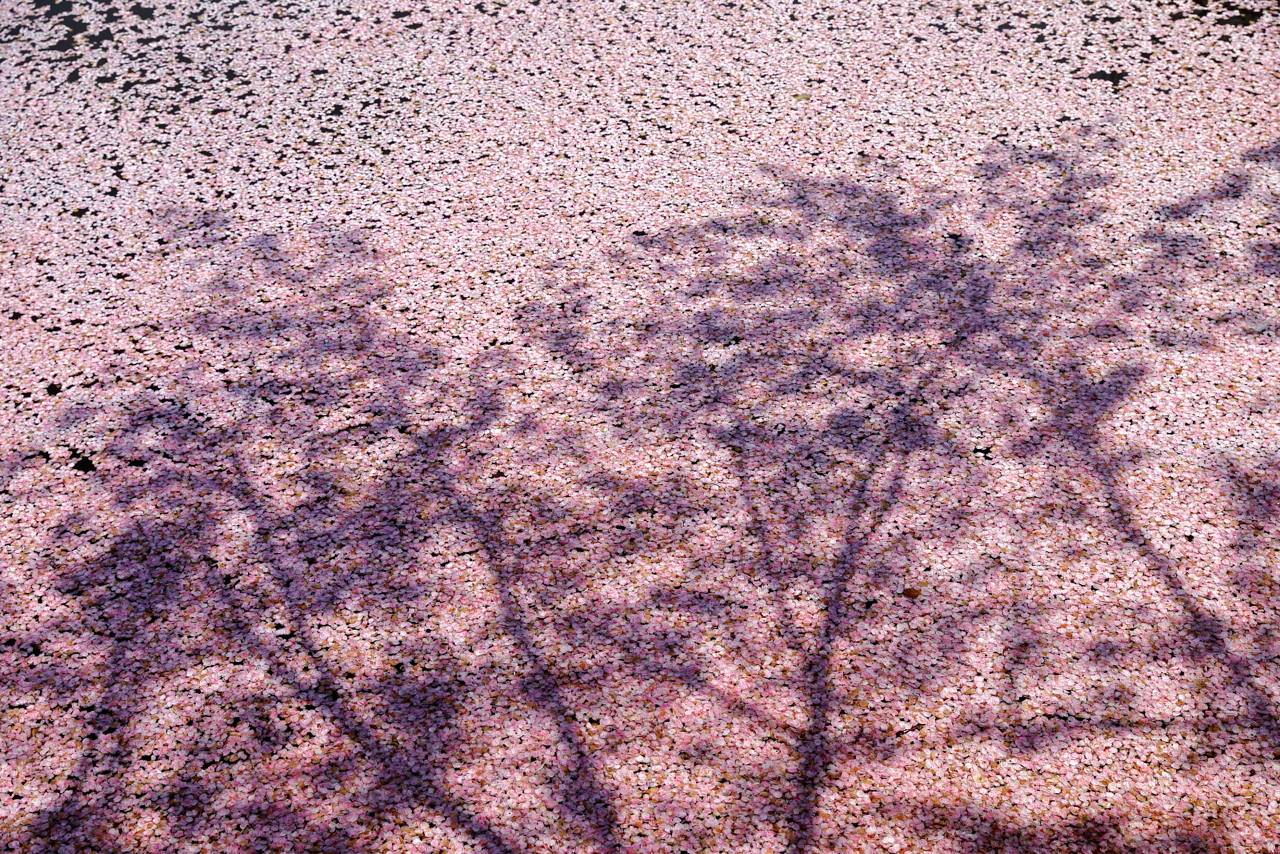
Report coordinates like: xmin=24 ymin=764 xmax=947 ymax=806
xmin=2 ymin=0 xmax=1278 ymax=851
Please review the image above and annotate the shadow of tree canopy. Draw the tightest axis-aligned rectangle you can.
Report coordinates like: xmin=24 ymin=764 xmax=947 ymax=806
xmin=4 ymin=128 xmax=1279 ymax=852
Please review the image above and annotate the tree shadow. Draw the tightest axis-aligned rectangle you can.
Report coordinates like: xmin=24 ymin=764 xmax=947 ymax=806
xmin=5 ymin=129 xmax=1279 ymax=850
